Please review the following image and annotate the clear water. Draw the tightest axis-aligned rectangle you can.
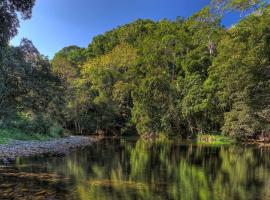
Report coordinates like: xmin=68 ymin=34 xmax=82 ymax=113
xmin=0 ymin=137 xmax=270 ymax=200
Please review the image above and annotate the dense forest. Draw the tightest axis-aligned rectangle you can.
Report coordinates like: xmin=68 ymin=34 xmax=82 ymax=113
xmin=1 ymin=0 xmax=270 ymax=140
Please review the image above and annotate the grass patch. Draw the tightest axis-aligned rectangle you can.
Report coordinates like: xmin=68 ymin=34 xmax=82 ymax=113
xmin=0 ymin=127 xmax=66 ymax=144
xmin=197 ymin=134 xmax=236 ymax=145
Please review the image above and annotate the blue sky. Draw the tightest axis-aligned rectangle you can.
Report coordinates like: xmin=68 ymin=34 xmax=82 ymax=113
xmin=11 ymin=0 xmax=239 ymax=58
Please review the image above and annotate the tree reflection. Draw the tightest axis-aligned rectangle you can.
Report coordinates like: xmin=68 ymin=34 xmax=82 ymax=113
xmin=48 ymin=138 xmax=270 ymax=200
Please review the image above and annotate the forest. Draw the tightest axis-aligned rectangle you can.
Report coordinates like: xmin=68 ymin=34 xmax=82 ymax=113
xmin=1 ymin=0 xmax=270 ymax=141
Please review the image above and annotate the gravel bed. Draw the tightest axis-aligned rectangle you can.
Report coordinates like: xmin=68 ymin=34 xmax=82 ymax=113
xmin=0 ymin=136 xmax=95 ymax=164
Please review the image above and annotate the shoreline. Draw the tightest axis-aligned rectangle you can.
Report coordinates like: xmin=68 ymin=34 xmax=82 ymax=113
xmin=0 ymin=135 xmax=269 ymax=164
xmin=0 ymin=136 xmax=95 ymax=164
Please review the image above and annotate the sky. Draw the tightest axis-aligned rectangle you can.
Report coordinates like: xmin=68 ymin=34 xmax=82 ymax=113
xmin=11 ymin=0 xmax=239 ymax=58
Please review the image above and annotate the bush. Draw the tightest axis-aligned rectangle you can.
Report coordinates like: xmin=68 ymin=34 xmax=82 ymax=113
xmin=197 ymin=133 xmax=235 ymax=145
xmin=10 ymin=112 xmax=64 ymax=136
xmin=49 ymin=126 xmax=65 ymax=137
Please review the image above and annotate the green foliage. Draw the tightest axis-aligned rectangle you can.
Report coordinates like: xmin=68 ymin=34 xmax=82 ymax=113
xmin=0 ymin=0 xmax=35 ymax=45
xmin=0 ymin=39 xmax=63 ymax=136
xmin=2 ymin=1 xmax=270 ymax=140
xmin=208 ymin=8 xmax=270 ymax=138
xmin=8 ymin=112 xmax=62 ymax=135
xmin=0 ymin=1 xmax=63 ymax=138
xmin=197 ymin=133 xmax=236 ymax=145
xmin=210 ymin=0 xmax=269 ymax=16
xmin=55 ymin=43 xmax=138 ymax=134
xmin=48 ymin=5 xmax=270 ymax=139
xmin=0 ymin=127 xmax=64 ymax=144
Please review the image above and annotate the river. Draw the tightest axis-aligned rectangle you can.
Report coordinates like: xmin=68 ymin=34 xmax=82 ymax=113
xmin=0 ymin=137 xmax=269 ymax=200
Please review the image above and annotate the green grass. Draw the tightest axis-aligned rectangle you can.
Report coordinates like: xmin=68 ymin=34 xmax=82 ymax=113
xmin=197 ymin=134 xmax=236 ymax=145
xmin=0 ymin=128 xmax=65 ymax=144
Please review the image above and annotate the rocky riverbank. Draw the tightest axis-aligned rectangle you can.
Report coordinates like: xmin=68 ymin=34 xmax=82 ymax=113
xmin=0 ymin=136 xmax=95 ymax=164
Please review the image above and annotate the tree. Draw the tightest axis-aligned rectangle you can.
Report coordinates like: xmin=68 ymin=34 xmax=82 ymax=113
xmin=210 ymin=0 xmax=268 ymax=17
xmin=208 ymin=8 xmax=270 ymax=138
xmin=0 ymin=38 xmax=62 ymax=134
xmin=132 ymin=72 xmax=176 ymax=136
xmin=65 ymin=43 xmax=138 ymax=134
xmin=46 ymin=5 xmax=270 ymax=140
xmin=0 ymin=0 xmax=36 ymax=125
xmin=0 ymin=0 xmax=35 ymax=45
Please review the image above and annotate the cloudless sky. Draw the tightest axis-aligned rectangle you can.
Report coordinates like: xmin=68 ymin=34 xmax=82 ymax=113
xmin=11 ymin=0 xmax=239 ymax=58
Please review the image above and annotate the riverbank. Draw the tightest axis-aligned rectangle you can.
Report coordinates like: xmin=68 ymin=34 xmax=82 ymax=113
xmin=0 ymin=136 xmax=95 ymax=164
xmin=196 ymin=134 xmax=236 ymax=145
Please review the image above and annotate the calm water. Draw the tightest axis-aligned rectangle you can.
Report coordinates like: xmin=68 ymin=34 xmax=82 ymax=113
xmin=0 ymin=138 xmax=270 ymax=200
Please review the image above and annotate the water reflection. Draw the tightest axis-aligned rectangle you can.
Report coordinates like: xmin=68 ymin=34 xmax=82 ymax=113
xmin=0 ymin=138 xmax=270 ymax=200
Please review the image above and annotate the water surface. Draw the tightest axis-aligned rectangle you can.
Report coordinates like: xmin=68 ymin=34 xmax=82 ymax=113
xmin=0 ymin=138 xmax=270 ymax=200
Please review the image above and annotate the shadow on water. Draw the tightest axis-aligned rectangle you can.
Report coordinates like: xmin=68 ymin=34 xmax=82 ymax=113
xmin=0 ymin=137 xmax=270 ymax=200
